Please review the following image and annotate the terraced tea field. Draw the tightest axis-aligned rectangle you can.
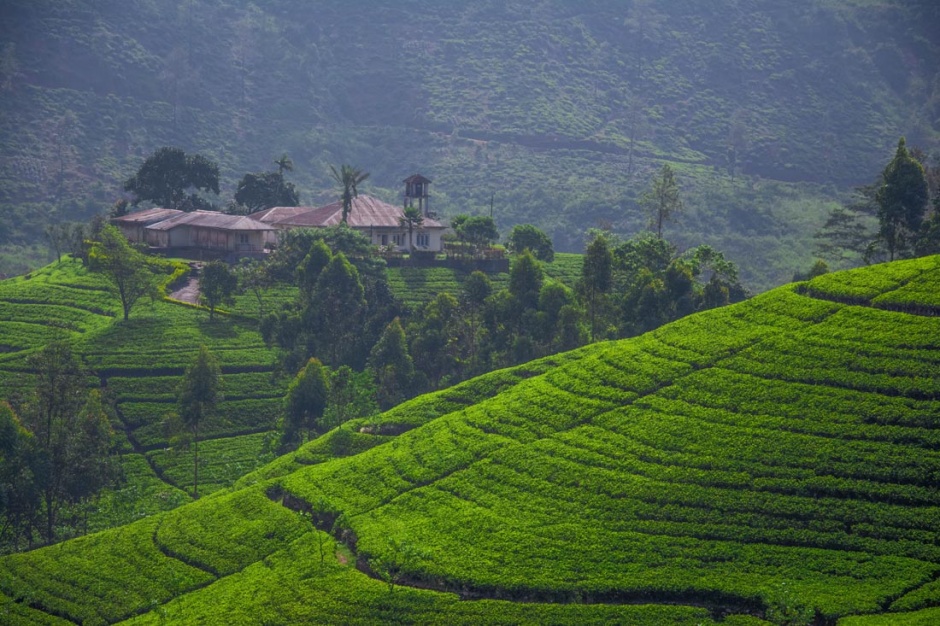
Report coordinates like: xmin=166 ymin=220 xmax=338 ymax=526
xmin=0 ymin=259 xmax=287 ymax=532
xmin=2 ymin=255 xmax=939 ymax=624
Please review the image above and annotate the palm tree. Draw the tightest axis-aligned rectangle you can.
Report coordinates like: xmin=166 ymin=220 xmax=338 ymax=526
xmin=329 ymin=164 xmax=370 ymax=224
xmin=400 ymin=205 xmax=424 ymax=254
xmin=274 ymin=153 xmax=294 ymax=175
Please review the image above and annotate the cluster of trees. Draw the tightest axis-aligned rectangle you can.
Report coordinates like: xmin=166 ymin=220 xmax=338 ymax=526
xmin=816 ymin=138 xmax=939 ymax=265
xmin=1 ymin=343 xmax=119 ymax=550
xmin=119 ymin=147 xmax=300 ymax=216
xmin=257 ymin=215 xmax=744 ymax=451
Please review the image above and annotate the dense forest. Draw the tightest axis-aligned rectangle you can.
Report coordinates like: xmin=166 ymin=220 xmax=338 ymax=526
xmin=1 ymin=0 xmax=938 ymax=287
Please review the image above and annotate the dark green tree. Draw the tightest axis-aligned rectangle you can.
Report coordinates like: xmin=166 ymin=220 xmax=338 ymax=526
xmin=282 ymin=357 xmax=329 ymax=449
xmin=89 ymin=225 xmax=159 ymax=321
xmin=409 ymin=292 xmax=464 ymax=388
xmin=641 ymin=163 xmax=683 ymax=239
xmin=297 ymin=239 xmax=333 ymax=297
xmin=23 ymin=343 xmax=116 ymax=543
xmin=177 ymin=346 xmax=221 ymax=499
xmin=124 ymin=147 xmax=220 ymax=211
xmin=0 ymin=401 xmax=40 ymax=550
xmin=369 ymin=318 xmax=418 ymax=410
xmin=462 ymin=271 xmax=492 ymax=370
xmin=329 ymin=164 xmax=370 ymax=224
xmin=507 ymin=224 xmax=554 ymax=262
xmin=876 ymin=138 xmax=929 ymax=260
xmin=508 ymin=250 xmax=544 ymax=311
xmin=199 ymin=260 xmax=238 ymax=320
xmin=456 ymin=216 xmax=499 ymax=255
xmin=312 ymin=253 xmax=366 ymax=366
xmin=234 ymin=171 xmax=299 ymax=213
xmin=578 ymin=234 xmax=613 ymax=341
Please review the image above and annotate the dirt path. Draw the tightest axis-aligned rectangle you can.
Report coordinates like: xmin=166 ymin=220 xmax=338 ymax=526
xmin=169 ymin=264 xmax=201 ymax=304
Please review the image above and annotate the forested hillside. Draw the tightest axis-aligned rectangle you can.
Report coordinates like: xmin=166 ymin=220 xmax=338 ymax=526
xmin=0 ymin=0 xmax=938 ymax=287
xmin=2 ymin=255 xmax=940 ymax=624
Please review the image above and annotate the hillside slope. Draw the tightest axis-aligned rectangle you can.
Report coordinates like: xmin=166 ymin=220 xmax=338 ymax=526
xmin=3 ymin=256 xmax=940 ymax=624
xmin=1 ymin=1 xmax=938 ymax=286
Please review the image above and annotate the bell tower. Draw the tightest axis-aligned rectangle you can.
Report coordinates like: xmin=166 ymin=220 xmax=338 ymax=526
xmin=403 ymin=174 xmax=432 ymax=217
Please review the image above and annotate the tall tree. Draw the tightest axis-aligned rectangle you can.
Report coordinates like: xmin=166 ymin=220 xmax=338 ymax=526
xmin=124 ymin=147 xmax=220 ymax=211
xmin=89 ymin=225 xmax=159 ymax=321
xmin=579 ymin=234 xmax=613 ymax=342
xmin=23 ymin=343 xmax=116 ymax=543
xmin=282 ymin=357 xmax=329 ymax=449
xmin=462 ymin=271 xmax=492 ymax=370
xmin=199 ymin=260 xmax=238 ymax=321
xmin=312 ymin=253 xmax=366 ymax=366
xmin=329 ymin=164 xmax=370 ymax=224
xmin=876 ymin=138 xmax=929 ymax=261
xmin=641 ymin=163 xmax=684 ymax=239
xmin=508 ymin=250 xmax=544 ymax=311
xmin=0 ymin=401 xmax=40 ymax=549
xmin=369 ymin=318 xmax=418 ymax=410
xmin=177 ymin=346 xmax=221 ymax=499
xmin=400 ymin=206 xmax=424 ymax=253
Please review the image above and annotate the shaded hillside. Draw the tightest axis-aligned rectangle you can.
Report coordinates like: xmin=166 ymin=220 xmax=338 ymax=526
xmin=0 ymin=0 xmax=938 ymax=286
xmin=2 ymin=255 xmax=940 ymax=624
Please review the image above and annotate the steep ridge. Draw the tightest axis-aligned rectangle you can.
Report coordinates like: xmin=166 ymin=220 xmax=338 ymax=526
xmin=2 ymin=257 xmax=940 ymax=624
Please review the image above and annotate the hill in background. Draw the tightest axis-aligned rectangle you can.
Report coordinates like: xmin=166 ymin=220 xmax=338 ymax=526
xmin=2 ymin=255 xmax=940 ymax=624
xmin=0 ymin=0 xmax=938 ymax=287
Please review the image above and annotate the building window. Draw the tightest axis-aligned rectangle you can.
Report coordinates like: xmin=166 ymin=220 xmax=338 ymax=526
xmin=381 ymin=234 xmax=388 ymax=246
xmin=392 ymin=234 xmax=404 ymax=246
xmin=416 ymin=233 xmax=430 ymax=247
xmin=239 ymin=234 xmax=249 ymax=244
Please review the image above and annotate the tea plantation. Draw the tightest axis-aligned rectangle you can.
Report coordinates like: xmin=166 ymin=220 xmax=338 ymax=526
xmin=3 ymin=255 xmax=940 ymax=624
xmin=0 ymin=259 xmax=286 ymax=531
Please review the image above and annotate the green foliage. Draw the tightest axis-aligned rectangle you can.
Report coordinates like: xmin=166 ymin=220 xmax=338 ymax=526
xmin=329 ymin=164 xmax=370 ymax=224
xmin=455 ymin=215 xmax=499 ymax=250
xmin=282 ymin=358 xmax=329 ymax=449
xmin=124 ymin=147 xmax=220 ymax=211
xmin=876 ymin=138 xmax=930 ymax=261
xmin=506 ymin=223 xmax=554 ymax=262
xmin=177 ymin=346 xmax=221 ymax=498
xmin=89 ymin=225 xmax=160 ymax=321
xmin=234 ymin=170 xmax=298 ymax=213
xmin=369 ymin=318 xmax=419 ymax=410
xmin=198 ymin=260 xmax=237 ymax=321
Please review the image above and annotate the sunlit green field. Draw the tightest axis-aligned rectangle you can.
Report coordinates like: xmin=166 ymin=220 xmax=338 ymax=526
xmin=2 ymin=256 xmax=939 ymax=624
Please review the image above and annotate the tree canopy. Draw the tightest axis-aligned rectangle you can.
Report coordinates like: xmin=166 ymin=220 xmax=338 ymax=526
xmin=876 ymin=137 xmax=929 ymax=261
xmin=89 ymin=225 xmax=159 ymax=321
xmin=507 ymin=224 xmax=554 ymax=262
xmin=234 ymin=171 xmax=299 ymax=213
xmin=329 ymin=164 xmax=369 ymax=224
xmin=123 ymin=147 xmax=220 ymax=211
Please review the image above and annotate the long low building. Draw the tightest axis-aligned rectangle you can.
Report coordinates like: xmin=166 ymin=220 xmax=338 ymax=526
xmin=252 ymin=193 xmax=446 ymax=253
xmin=112 ymin=208 xmax=276 ymax=255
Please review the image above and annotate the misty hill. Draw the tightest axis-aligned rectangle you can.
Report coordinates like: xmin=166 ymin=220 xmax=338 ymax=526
xmin=2 ymin=255 xmax=940 ymax=624
xmin=0 ymin=0 xmax=938 ymax=287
